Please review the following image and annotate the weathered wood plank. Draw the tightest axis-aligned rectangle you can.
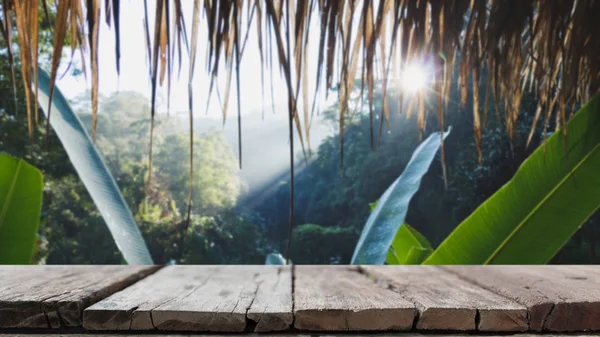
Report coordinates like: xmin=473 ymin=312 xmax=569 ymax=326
xmin=85 ymin=266 xmax=210 ymax=331
xmin=83 ymin=266 xmax=292 ymax=332
xmin=246 ymin=266 xmax=293 ymax=332
xmin=0 ymin=266 xmax=158 ymax=329
xmin=293 ymin=266 xmax=416 ymax=331
xmin=362 ymin=266 xmax=528 ymax=332
xmin=445 ymin=265 xmax=600 ymax=332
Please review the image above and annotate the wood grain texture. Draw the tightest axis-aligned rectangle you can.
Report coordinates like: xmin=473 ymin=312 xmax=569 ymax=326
xmin=445 ymin=265 xmax=600 ymax=332
xmin=246 ymin=266 xmax=293 ymax=332
xmin=83 ymin=265 xmax=292 ymax=332
xmin=362 ymin=266 xmax=528 ymax=332
xmin=0 ymin=266 xmax=158 ymax=329
xmin=293 ymin=266 xmax=416 ymax=331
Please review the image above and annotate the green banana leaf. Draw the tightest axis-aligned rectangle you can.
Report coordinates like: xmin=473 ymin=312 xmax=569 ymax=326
xmin=0 ymin=153 xmax=43 ymax=264
xmin=351 ymin=128 xmax=451 ymax=264
xmin=36 ymin=68 xmax=153 ymax=265
xmin=425 ymin=94 xmax=600 ymax=264
xmin=386 ymin=223 xmax=433 ymax=264
xmin=265 ymin=253 xmax=287 ymax=265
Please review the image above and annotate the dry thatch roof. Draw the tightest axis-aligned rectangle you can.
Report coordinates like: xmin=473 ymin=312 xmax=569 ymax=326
xmin=2 ymin=0 xmax=599 ymax=163
xmin=1 ymin=0 xmax=599 ymax=256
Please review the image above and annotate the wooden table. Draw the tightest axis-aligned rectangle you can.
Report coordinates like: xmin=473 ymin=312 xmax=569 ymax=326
xmin=1 ymin=265 xmax=599 ymax=335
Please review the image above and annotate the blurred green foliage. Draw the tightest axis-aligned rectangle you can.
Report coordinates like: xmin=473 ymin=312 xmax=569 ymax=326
xmin=290 ymin=224 xmax=355 ymax=264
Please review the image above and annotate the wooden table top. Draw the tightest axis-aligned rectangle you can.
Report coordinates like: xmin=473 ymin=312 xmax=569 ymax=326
xmin=1 ymin=265 xmax=599 ymax=334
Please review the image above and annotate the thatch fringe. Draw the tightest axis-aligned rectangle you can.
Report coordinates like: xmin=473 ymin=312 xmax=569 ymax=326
xmin=3 ymin=0 xmax=599 ymax=157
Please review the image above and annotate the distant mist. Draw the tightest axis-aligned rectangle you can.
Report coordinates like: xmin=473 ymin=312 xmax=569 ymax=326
xmin=73 ymin=91 xmax=334 ymax=201
xmin=173 ymin=109 xmax=334 ymax=196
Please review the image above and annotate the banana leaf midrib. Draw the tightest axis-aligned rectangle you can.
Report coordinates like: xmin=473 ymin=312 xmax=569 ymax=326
xmin=0 ymin=158 xmax=22 ymax=232
xmin=485 ymin=142 xmax=600 ymax=264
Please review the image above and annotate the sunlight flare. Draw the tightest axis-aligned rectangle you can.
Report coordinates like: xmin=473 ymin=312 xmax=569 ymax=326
xmin=399 ymin=62 xmax=431 ymax=94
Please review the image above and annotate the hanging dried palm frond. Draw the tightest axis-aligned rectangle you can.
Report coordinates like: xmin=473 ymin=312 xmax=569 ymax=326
xmin=0 ymin=0 xmax=18 ymax=116
xmin=11 ymin=0 xmax=35 ymax=141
